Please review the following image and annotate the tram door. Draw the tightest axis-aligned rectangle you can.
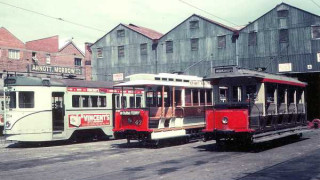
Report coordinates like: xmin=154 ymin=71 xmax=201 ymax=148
xmin=52 ymin=92 xmax=65 ymax=131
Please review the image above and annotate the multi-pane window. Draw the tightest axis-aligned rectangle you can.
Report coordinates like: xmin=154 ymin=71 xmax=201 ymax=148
xmin=118 ymin=46 xmax=124 ymax=58
xmin=74 ymin=58 xmax=82 ymax=66
xmin=191 ymin=38 xmax=199 ymax=51
xmin=312 ymin=25 xmax=320 ymax=39
xmin=72 ymin=95 xmax=106 ymax=108
xmin=140 ymin=43 xmax=147 ymax=55
xmin=8 ymin=49 xmax=20 ymax=60
xmin=279 ymin=29 xmax=289 ymax=43
xmin=19 ymin=92 xmax=34 ymax=108
xmin=46 ymin=54 xmax=51 ymax=64
xmin=277 ymin=10 xmax=289 ymax=18
xmin=248 ymin=31 xmax=257 ymax=46
xmin=97 ymin=48 xmax=103 ymax=58
xmin=189 ymin=20 xmax=199 ymax=29
xmin=117 ymin=29 xmax=125 ymax=37
xmin=166 ymin=41 xmax=173 ymax=53
xmin=218 ymin=35 xmax=226 ymax=48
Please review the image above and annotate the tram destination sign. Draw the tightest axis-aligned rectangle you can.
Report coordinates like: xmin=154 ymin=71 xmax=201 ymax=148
xmin=215 ymin=67 xmax=234 ymax=73
xmin=30 ymin=64 xmax=82 ymax=75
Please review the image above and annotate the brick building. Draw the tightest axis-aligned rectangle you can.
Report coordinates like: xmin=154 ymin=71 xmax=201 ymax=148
xmin=0 ymin=27 xmax=92 ymax=84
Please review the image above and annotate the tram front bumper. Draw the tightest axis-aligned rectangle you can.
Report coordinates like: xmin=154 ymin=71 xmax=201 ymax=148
xmin=114 ymin=130 xmax=151 ymax=140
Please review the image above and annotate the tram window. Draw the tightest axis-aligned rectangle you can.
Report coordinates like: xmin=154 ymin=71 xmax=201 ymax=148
xmin=130 ymin=97 xmax=135 ymax=107
xmin=136 ymin=96 xmax=141 ymax=108
xmin=278 ymin=88 xmax=285 ymax=104
xmin=121 ymin=96 xmax=127 ymax=108
xmin=175 ymin=90 xmax=181 ymax=106
xmin=219 ymin=87 xmax=228 ymax=103
xmin=82 ymin=96 xmax=89 ymax=107
xmin=146 ymin=91 xmax=155 ymax=107
xmin=1 ymin=101 xmax=4 ymax=110
xmin=185 ymin=89 xmax=192 ymax=106
xmin=232 ymin=86 xmax=242 ymax=102
xmin=72 ymin=95 xmax=80 ymax=107
xmin=192 ymin=89 xmax=199 ymax=106
xmin=288 ymin=89 xmax=294 ymax=104
xmin=266 ymin=85 xmax=276 ymax=103
xmin=157 ymin=91 xmax=162 ymax=107
xmin=200 ymin=90 xmax=206 ymax=105
xmin=99 ymin=96 xmax=106 ymax=107
xmin=91 ymin=96 xmax=98 ymax=107
xmin=8 ymin=92 xmax=16 ymax=108
xmin=206 ymin=90 xmax=212 ymax=105
xmin=19 ymin=92 xmax=34 ymax=108
xmin=115 ymin=95 xmax=120 ymax=108
xmin=246 ymin=85 xmax=257 ymax=100
xmin=297 ymin=89 xmax=303 ymax=104
xmin=164 ymin=89 xmax=171 ymax=107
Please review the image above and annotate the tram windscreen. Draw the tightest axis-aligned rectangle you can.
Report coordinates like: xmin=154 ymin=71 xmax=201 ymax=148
xmin=7 ymin=92 xmax=16 ymax=109
xmin=19 ymin=91 xmax=34 ymax=108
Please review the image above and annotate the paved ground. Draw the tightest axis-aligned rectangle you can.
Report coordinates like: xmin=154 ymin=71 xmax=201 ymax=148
xmin=0 ymin=131 xmax=319 ymax=180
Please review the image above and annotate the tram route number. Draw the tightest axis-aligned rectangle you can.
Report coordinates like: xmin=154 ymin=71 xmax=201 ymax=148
xmin=69 ymin=114 xmax=110 ymax=127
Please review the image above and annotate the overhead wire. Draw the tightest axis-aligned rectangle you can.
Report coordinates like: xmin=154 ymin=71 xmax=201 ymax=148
xmin=0 ymin=1 xmax=105 ymax=32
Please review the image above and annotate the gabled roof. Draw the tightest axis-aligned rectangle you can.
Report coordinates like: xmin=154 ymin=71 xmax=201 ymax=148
xmin=240 ymin=2 xmax=320 ymax=31
xmin=91 ymin=23 xmax=163 ymax=47
xmin=0 ymin=27 xmax=25 ymax=49
xmin=122 ymin=24 xmax=163 ymax=40
xmin=159 ymin=14 xmax=238 ymax=40
xmin=26 ymin=35 xmax=59 ymax=52
xmin=59 ymin=40 xmax=84 ymax=56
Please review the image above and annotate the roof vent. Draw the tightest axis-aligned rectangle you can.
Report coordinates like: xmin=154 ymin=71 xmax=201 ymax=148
xmin=129 ymin=23 xmax=138 ymax=27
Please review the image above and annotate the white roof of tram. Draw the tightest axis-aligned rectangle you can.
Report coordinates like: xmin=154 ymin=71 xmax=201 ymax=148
xmin=114 ymin=73 xmax=212 ymax=88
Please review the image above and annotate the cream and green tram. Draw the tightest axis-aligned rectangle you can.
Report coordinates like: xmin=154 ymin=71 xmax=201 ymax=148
xmin=3 ymin=76 xmax=143 ymax=142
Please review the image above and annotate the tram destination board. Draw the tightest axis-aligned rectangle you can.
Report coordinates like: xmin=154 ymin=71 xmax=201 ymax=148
xmin=215 ymin=67 xmax=234 ymax=73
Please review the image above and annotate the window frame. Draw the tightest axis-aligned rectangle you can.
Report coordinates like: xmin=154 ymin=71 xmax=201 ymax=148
xmin=191 ymin=38 xmax=199 ymax=51
xmin=117 ymin=29 xmax=125 ymax=37
xmin=166 ymin=41 xmax=173 ymax=53
xmin=97 ymin=48 xmax=103 ymax=58
xmin=248 ymin=31 xmax=257 ymax=46
xmin=118 ymin=46 xmax=125 ymax=58
xmin=74 ymin=58 xmax=82 ymax=66
xmin=189 ymin=20 xmax=199 ymax=29
xmin=279 ymin=29 xmax=289 ymax=43
xmin=217 ymin=35 xmax=226 ymax=48
xmin=140 ymin=43 xmax=147 ymax=55
xmin=8 ymin=49 xmax=20 ymax=60
xmin=18 ymin=91 xmax=35 ymax=109
xmin=311 ymin=25 xmax=320 ymax=39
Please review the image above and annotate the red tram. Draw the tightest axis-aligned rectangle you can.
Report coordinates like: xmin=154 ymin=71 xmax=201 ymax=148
xmin=203 ymin=66 xmax=308 ymax=145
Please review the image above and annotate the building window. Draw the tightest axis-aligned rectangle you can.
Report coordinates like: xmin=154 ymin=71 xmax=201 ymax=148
xmin=279 ymin=29 xmax=289 ymax=43
xmin=118 ymin=46 xmax=124 ymax=58
xmin=191 ymin=38 xmax=199 ymax=51
xmin=85 ymin=60 xmax=91 ymax=65
xmin=140 ymin=43 xmax=147 ymax=55
xmin=166 ymin=41 xmax=173 ymax=53
xmin=8 ymin=49 xmax=20 ymax=60
xmin=312 ymin=25 xmax=320 ymax=39
xmin=117 ymin=29 xmax=125 ymax=37
xmin=46 ymin=54 xmax=51 ymax=64
xmin=74 ymin=58 xmax=82 ymax=66
xmin=97 ymin=48 xmax=103 ymax=58
xmin=277 ymin=10 xmax=289 ymax=18
xmin=218 ymin=35 xmax=226 ymax=48
xmin=190 ymin=20 xmax=199 ymax=29
xmin=248 ymin=31 xmax=257 ymax=46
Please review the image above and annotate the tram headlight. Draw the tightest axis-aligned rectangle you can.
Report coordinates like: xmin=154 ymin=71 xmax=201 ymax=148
xmin=222 ymin=117 xmax=228 ymax=124
xmin=127 ymin=117 xmax=133 ymax=124
xmin=5 ymin=121 xmax=11 ymax=128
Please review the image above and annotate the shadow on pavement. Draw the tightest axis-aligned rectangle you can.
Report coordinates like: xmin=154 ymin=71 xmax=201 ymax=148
xmin=195 ymin=135 xmax=308 ymax=153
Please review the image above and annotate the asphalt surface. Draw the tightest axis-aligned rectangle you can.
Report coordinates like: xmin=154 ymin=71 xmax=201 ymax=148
xmin=0 ymin=131 xmax=319 ymax=180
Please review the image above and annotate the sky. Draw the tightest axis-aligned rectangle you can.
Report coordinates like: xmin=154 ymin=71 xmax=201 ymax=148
xmin=0 ymin=0 xmax=319 ymax=52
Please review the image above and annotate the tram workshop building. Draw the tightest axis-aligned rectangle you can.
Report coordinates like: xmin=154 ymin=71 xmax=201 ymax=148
xmin=91 ymin=2 xmax=320 ymax=119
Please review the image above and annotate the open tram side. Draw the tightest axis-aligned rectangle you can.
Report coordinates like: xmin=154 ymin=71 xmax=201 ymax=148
xmin=3 ymin=76 xmax=143 ymax=142
xmin=203 ymin=66 xmax=309 ymax=145
xmin=113 ymin=73 xmax=213 ymax=144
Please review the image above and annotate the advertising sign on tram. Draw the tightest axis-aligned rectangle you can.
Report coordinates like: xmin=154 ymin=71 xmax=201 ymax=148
xmin=69 ymin=113 xmax=111 ymax=127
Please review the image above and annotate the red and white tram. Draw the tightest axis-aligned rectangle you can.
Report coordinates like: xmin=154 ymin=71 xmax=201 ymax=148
xmin=203 ymin=66 xmax=308 ymax=145
xmin=3 ymin=76 xmax=143 ymax=142
xmin=113 ymin=73 xmax=213 ymax=144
